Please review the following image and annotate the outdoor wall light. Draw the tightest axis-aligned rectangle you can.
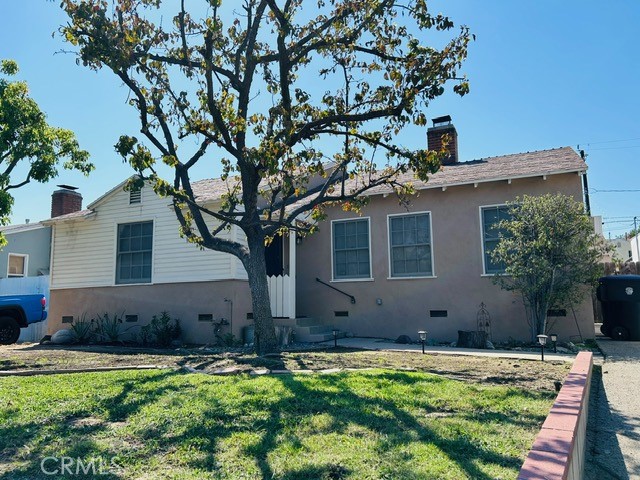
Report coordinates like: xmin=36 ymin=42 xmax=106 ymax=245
xmin=332 ymin=329 xmax=339 ymax=348
xmin=418 ymin=330 xmax=428 ymax=354
xmin=536 ymin=334 xmax=548 ymax=361
xmin=549 ymin=333 xmax=558 ymax=353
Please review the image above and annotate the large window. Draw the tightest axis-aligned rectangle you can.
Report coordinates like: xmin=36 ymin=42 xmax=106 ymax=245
xmin=332 ymin=218 xmax=371 ymax=280
xmin=116 ymin=221 xmax=153 ymax=284
xmin=7 ymin=254 xmax=27 ymax=278
xmin=389 ymin=213 xmax=433 ymax=277
xmin=481 ymin=205 xmax=511 ymax=274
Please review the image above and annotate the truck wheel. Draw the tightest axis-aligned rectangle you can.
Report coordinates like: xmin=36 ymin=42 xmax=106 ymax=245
xmin=600 ymin=324 xmax=611 ymax=337
xmin=610 ymin=325 xmax=630 ymax=341
xmin=0 ymin=317 xmax=20 ymax=345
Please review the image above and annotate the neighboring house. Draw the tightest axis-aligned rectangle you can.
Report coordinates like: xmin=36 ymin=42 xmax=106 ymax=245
xmin=0 ymin=222 xmax=51 ymax=279
xmin=44 ymin=118 xmax=595 ymax=344
xmin=631 ymin=234 xmax=640 ymax=263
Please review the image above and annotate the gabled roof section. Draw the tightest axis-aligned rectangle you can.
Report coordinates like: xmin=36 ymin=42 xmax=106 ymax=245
xmin=86 ymin=176 xmax=137 ymax=210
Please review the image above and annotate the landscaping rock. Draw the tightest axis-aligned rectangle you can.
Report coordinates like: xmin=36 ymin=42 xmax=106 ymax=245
xmin=51 ymin=329 xmax=77 ymax=345
xmin=450 ymin=342 xmax=457 ymax=347
xmin=566 ymin=341 xmax=579 ymax=353
xmin=556 ymin=346 xmax=571 ymax=354
xmin=395 ymin=335 xmax=412 ymax=344
xmin=249 ymin=369 xmax=270 ymax=376
xmin=485 ymin=340 xmax=495 ymax=350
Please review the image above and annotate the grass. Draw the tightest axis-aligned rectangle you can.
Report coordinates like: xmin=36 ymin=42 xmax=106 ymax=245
xmin=0 ymin=368 xmax=556 ymax=479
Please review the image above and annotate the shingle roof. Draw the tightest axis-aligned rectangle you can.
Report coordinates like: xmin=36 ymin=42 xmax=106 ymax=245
xmin=191 ymin=178 xmax=241 ymax=204
xmin=0 ymin=222 xmax=48 ymax=234
xmin=364 ymin=146 xmax=586 ymax=195
xmin=42 ymin=209 xmax=94 ymax=223
xmin=44 ymin=147 xmax=586 ymax=223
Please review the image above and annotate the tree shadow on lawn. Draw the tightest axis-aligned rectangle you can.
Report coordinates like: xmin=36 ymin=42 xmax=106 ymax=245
xmin=0 ymin=370 xmax=550 ymax=479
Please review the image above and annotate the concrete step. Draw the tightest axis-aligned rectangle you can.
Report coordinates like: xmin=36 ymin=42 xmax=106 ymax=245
xmin=274 ymin=317 xmax=318 ymax=328
xmin=295 ymin=330 xmax=348 ymax=343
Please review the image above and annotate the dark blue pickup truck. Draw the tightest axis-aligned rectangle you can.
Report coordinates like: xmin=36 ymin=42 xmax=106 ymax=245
xmin=0 ymin=294 xmax=47 ymax=344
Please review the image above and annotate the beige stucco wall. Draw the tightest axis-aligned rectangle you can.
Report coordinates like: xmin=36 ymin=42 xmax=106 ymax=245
xmin=296 ymin=172 xmax=595 ymax=343
xmin=48 ymin=280 xmax=253 ymax=344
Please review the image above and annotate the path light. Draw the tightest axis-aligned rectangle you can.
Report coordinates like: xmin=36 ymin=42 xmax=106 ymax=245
xmin=418 ymin=330 xmax=428 ymax=354
xmin=537 ymin=334 xmax=548 ymax=361
xmin=549 ymin=333 xmax=558 ymax=353
xmin=332 ymin=329 xmax=339 ymax=348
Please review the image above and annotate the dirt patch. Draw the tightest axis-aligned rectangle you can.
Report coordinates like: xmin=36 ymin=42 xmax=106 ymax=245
xmin=0 ymin=343 xmax=571 ymax=391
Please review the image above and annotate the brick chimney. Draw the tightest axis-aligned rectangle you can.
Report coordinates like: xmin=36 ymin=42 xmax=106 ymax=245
xmin=51 ymin=185 xmax=82 ymax=218
xmin=427 ymin=115 xmax=458 ymax=165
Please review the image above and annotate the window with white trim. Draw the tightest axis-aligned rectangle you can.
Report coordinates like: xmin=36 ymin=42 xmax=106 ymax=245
xmin=481 ymin=205 xmax=511 ymax=274
xmin=116 ymin=221 xmax=153 ymax=284
xmin=389 ymin=213 xmax=433 ymax=277
xmin=7 ymin=254 xmax=27 ymax=277
xmin=332 ymin=219 xmax=371 ymax=280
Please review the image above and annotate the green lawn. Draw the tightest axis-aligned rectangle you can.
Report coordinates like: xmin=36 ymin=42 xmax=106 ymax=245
xmin=0 ymin=369 xmax=553 ymax=479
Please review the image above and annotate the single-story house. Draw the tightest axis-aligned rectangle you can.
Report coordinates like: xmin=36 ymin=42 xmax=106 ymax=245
xmin=44 ymin=119 xmax=595 ymax=344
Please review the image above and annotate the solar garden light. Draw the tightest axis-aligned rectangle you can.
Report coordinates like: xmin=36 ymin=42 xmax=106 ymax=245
xmin=537 ymin=334 xmax=548 ymax=361
xmin=332 ymin=329 xmax=339 ymax=348
xmin=418 ymin=330 xmax=428 ymax=354
xmin=549 ymin=333 xmax=558 ymax=353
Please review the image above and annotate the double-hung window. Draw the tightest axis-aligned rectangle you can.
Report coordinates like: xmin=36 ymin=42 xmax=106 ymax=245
xmin=389 ymin=213 xmax=433 ymax=277
xmin=481 ymin=205 xmax=511 ymax=274
xmin=116 ymin=221 xmax=153 ymax=284
xmin=332 ymin=218 xmax=371 ymax=280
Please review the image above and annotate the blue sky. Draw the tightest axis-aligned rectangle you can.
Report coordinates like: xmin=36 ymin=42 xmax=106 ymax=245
xmin=1 ymin=1 xmax=639 ymax=238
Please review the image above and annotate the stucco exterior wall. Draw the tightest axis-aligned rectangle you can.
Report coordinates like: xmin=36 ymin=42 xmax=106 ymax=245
xmin=0 ymin=226 xmax=51 ymax=278
xmin=296 ymin=172 xmax=595 ymax=343
xmin=48 ymin=280 xmax=253 ymax=344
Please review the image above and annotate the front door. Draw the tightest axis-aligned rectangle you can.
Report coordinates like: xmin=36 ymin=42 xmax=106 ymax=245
xmin=265 ymin=235 xmax=283 ymax=276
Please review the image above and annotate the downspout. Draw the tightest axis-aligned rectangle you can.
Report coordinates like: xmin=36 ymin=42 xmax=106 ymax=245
xmin=580 ymin=150 xmax=591 ymax=216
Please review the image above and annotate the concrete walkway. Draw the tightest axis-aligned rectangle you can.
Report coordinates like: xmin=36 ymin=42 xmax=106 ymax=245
xmin=323 ymin=336 xmax=577 ymax=362
xmin=586 ymin=336 xmax=640 ymax=480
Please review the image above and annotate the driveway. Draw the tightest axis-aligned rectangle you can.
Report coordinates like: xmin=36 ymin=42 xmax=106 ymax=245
xmin=586 ymin=335 xmax=640 ymax=479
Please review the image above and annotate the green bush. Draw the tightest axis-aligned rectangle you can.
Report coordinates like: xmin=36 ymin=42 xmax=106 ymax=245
xmin=93 ymin=312 xmax=128 ymax=343
xmin=149 ymin=311 xmax=181 ymax=347
xmin=70 ymin=313 xmax=92 ymax=343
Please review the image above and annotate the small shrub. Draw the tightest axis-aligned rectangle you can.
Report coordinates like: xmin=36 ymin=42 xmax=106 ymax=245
xmin=219 ymin=332 xmax=239 ymax=347
xmin=149 ymin=311 xmax=181 ymax=347
xmin=138 ymin=324 xmax=153 ymax=346
xmin=93 ymin=312 xmax=129 ymax=343
xmin=70 ymin=313 xmax=93 ymax=344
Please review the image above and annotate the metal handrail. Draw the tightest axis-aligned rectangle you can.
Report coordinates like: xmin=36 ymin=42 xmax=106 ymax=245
xmin=315 ymin=277 xmax=356 ymax=304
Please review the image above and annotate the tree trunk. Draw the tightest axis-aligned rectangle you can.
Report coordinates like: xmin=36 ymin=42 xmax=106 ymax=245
xmin=244 ymin=232 xmax=278 ymax=355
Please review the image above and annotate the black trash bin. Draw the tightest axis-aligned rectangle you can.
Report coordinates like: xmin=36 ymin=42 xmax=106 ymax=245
xmin=597 ymin=275 xmax=640 ymax=341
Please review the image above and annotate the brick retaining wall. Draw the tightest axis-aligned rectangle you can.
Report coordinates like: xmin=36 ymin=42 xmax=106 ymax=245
xmin=518 ymin=351 xmax=593 ymax=480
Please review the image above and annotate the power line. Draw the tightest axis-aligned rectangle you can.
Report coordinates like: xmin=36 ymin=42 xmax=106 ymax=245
xmin=579 ymin=137 xmax=640 ymax=146
xmin=591 ymin=188 xmax=640 ymax=193
xmin=588 ymin=145 xmax=640 ymax=151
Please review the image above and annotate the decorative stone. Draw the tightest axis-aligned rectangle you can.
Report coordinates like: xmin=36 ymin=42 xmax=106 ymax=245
xmin=319 ymin=368 xmax=341 ymax=374
xmin=51 ymin=329 xmax=77 ymax=345
xmin=395 ymin=335 xmax=412 ymax=344
xmin=249 ymin=369 xmax=270 ymax=376
xmin=485 ymin=340 xmax=495 ymax=350
xmin=211 ymin=367 xmax=242 ymax=375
